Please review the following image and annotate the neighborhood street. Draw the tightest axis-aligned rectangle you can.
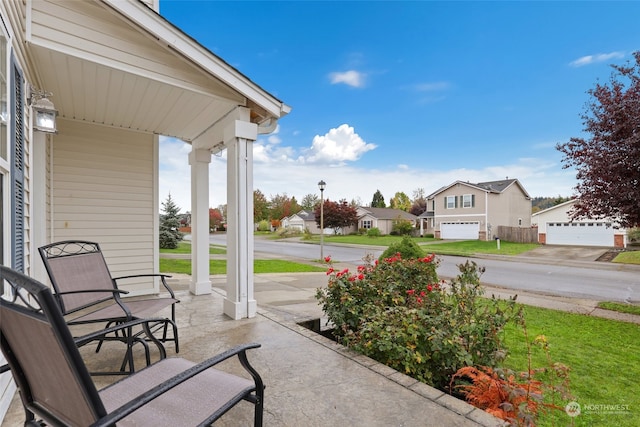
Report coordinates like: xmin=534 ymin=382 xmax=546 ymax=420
xmin=208 ymin=234 xmax=640 ymax=303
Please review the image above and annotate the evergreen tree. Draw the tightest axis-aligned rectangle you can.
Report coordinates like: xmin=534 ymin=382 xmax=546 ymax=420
xmin=159 ymin=193 xmax=183 ymax=249
xmin=371 ymin=189 xmax=386 ymax=207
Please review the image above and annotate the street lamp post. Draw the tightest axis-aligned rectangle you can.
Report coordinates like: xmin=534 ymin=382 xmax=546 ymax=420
xmin=318 ymin=180 xmax=326 ymax=261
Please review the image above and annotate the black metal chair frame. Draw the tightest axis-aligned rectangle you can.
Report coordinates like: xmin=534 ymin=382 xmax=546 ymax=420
xmin=38 ymin=240 xmax=180 ymax=374
xmin=0 ymin=266 xmax=264 ymax=427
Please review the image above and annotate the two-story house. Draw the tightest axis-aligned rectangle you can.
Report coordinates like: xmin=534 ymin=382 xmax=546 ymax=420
xmin=423 ymin=179 xmax=532 ymax=240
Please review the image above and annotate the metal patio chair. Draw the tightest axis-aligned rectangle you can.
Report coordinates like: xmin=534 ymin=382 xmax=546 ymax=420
xmin=0 ymin=266 xmax=265 ymax=427
xmin=38 ymin=240 xmax=180 ymax=374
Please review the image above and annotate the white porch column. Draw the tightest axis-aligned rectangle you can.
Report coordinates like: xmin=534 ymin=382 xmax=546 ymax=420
xmin=223 ymin=112 xmax=258 ymax=319
xmin=189 ymin=148 xmax=212 ymax=295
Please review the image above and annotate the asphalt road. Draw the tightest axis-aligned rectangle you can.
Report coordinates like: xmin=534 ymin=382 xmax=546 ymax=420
xmin=207 ymin=234 xmax=640 ymax=303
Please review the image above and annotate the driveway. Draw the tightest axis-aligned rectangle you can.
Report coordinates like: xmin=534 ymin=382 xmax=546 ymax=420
xmin=516 ymin=245 xmax=612 ymax=262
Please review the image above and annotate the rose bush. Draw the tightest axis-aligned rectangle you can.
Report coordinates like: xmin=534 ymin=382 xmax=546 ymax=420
xmin=316 ymin=254 xmax=518 ymax=390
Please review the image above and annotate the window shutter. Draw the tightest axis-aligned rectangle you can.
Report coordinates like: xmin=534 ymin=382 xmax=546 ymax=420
xmin=10 ymin=57 xmax=24 ymax=272
xmin=455 ymin=196 xmax=458 ymax=208
xmin=472 ymin=194 xmax=475 ymax=207
xmin=444 ymin=197 xmax=446 ymax=209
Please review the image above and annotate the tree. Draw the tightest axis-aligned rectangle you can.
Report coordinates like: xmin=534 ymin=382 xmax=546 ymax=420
xmin=557 ymin=51 xmax=640 ymax=228
xmin=410 ymin=188 xmax=428 ymax=215
xmin=314 ymin=199 xmax=359 ymax=234
xmin=254 ymin=190 xmax=269 ymax=222
xmin=412 ymin=188 xmax=426 ymax=201
xmin=269 ymin=193 xmax=293 ymax=221
xmin=159 ymin=193 xmax=183 ymax=249
xmin=389 ymin=191 xmax=411 ymax=211
xmin=371 ymin=189 xmax=386 ymax=207
xmin=209 ymin=207 xmax=224 ymax=231
xmin=410 ymin=199 xmax=427 ymax=216
xmin=301 ymin=193 xmax=319 ymax=210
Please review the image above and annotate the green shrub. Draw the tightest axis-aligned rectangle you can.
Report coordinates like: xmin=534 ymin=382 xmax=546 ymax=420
xmin=379 ymin=235 xmax=425 ymax=260
xmin=302 ymin=227 xmax=314 ymax=240
xmin=257 ymin=220 xmax=271 ymax=232
xmin=391 ymin=218 xmax=414 ymax=235
xmin=274 ymin=227 xmax=302 ymax=238
xmin=366 ymin=227 xmax=381 ymax=238
xmin=628 ymin=227 xmax=640 ymax=243
xmin=316 ymin=257 xmax=517 ymax=390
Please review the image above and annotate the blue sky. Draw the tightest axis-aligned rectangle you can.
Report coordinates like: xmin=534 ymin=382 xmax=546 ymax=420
xmin=158 ymin=1 xmax=640 ymax=212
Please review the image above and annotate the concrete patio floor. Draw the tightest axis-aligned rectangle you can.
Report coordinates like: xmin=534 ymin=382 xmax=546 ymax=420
xmin=1 ymin=271 xmax=504 ymax=427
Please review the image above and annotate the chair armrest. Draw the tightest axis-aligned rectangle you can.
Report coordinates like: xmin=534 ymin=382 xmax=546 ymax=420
xmin=113 ymin=274 xmax=176 ymax=298
xmin=92 ymin=343 xmax=262 ymax=427
xmin=57 ymin=289 xmax=129 ymax=296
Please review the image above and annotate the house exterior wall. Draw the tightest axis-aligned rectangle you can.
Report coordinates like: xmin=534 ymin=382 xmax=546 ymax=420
xmin=50 ymin=119 xmax=159 ymax=295
xmin=532 ymin=205 xmax=573 ymax=234
xmin=285 ymin=214 xmax=305 ymax=230
xmin=431 ymin=184 xmax=487 ymax=239
xmin=487 ymin=184 xmax=531 ymax=230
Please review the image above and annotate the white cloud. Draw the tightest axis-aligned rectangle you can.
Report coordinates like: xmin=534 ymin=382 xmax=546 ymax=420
xmin=569 ymin=51 xmax=625 ymax=67
xmin=329 ymin=70 xmax=366 ymax=87
xmin=303 ymin=124 xmax=377 ymax=165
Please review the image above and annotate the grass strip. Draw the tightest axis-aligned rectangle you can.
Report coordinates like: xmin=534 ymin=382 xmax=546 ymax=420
xmin=612 ymin=250 xmax=640 ymax=264
xmin=160 ymin=241 xmax=226 ymax=255
xmin=159 ymin=258 xmax=325 ymax=275
xmin=597 ymin=301 xmax=640 ymax=316
xmin=420 ymin=240 xmax=540 ymax=256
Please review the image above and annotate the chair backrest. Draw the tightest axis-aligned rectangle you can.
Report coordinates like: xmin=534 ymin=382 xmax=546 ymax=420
xmin=0 ymin=265 xmax=107 ymax=425
xmin=38 ymin=240 xmax=117 ymax=314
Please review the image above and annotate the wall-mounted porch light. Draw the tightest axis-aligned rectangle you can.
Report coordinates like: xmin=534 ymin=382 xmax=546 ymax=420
xmin=28 ymin=86 xmax=57 ymax=133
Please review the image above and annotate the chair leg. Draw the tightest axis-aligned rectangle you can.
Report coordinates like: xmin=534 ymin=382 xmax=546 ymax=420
xmin=254 ymin=391 xmax=264 ymax=427
xmin=95 ymin=320 xmax=119 ymax=354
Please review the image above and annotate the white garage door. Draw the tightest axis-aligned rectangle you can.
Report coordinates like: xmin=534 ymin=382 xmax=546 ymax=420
xmin=546 ymin=222 xmax=614 ymax=246
xmin=440 ymin=222 xmax=479 ymax=240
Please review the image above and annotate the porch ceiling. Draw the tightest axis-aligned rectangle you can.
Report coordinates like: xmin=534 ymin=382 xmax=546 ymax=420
xmin=29 ymin=45 xmax=240 ymax=142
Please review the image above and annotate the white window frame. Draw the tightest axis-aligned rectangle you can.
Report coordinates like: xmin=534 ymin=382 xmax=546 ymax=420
xmin=462 ymin=194 xmax=473 ymax=208
xmin=446 ymin=196 xmax=456 ymax=209
xmin=0 ymin=22 xmax=9 ymax=292
xmin=362 ymin=219 xmax=372 ymax=229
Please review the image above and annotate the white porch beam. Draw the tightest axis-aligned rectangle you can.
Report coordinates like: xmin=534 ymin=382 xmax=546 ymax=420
xmin=223 ymin=108 xmax=258 ymax=319
xmin=189 ymin=148 xmax=212 ymax=295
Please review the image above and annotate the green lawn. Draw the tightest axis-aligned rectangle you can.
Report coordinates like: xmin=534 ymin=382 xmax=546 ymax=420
xmin=420 ymin=240 xmax=540 ymax=256
xmin=160 ymin=241 xmax=226 ymax=255
xmin=613 ymin=250 xmax=640 ymax=264
xmin=159 ymin=258 xmax=325 ymax=275
xmin=307 ymin=234 xmax=438 ymax=246
xmin=502 ymin=304 xmax=640 ymax=426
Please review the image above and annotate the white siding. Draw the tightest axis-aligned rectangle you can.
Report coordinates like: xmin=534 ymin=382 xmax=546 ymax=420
xmin=51 ymin=119 xmax=158 ymax=295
